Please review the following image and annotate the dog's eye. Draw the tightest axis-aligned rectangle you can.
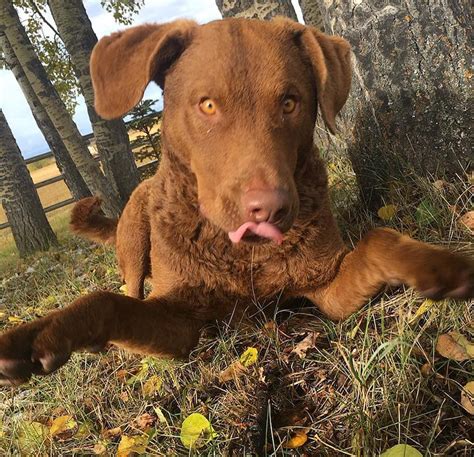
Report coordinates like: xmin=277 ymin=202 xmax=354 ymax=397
xmin=282 ymin=97 xmax=297 ymax=114
xmin=199 ymin=98 xmax=217 ymax=115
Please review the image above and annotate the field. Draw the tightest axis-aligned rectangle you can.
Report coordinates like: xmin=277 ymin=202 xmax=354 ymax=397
xmin=0 ymin=155 xmax=473 ymax=456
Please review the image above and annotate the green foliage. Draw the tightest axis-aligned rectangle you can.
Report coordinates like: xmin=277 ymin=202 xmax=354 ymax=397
xmin=13 ymin=0 xmax=80 ymax=113
xmin=128 ymin=99 xmax=161 ymax=164
xmin=100 ymin=0 xmax=145 ymax=25
xmin=10 ymin=0 xmax=145 ymax=113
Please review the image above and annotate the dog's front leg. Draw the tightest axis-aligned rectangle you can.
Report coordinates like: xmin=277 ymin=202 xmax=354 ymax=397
xmin=0 ymin=292 xmax=203 ymax=386
xmin=306 ymin=228 xmax=473 ymax=321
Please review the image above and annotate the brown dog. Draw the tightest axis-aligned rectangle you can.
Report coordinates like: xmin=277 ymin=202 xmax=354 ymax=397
xmin=0 ymin=17 xmax=472 ymax=386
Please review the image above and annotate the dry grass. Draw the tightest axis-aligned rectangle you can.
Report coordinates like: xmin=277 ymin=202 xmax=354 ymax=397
xmin=0 ymin=155 xmax=473 ymax=456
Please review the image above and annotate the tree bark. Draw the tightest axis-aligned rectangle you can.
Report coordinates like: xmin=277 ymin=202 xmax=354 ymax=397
xmin=216 ymin=0 xmax=297 ymax=20
xmin=48 ymin=0 xmax=139 ymax=203
xmin=0 ymin=0 xmax=122 ymax=217
xmin=298 ymin=0 xmax=324 ymax=29
xmin=0 ymin=31 xmax=91 ymax=201
xmin=0 ymin=110 xmax=58 ymax=257
xmin=318 ymin=0 xmax=473 ymax=209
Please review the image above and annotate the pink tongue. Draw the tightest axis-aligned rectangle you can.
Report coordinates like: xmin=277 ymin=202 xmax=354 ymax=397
xmin=228 ymin=222 xmax=283 ymax=244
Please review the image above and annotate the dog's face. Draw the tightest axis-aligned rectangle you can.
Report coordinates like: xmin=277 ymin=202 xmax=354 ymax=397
xmin=91 ymin=18 xmax=351 ymax=244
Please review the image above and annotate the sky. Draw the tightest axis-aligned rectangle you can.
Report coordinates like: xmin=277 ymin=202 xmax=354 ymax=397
xmin=0 ymin=0 xmax=303 ymax=159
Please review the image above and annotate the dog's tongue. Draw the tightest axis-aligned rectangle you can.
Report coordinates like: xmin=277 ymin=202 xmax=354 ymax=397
xmin=228 ymin=222 xmax=283 ymax=244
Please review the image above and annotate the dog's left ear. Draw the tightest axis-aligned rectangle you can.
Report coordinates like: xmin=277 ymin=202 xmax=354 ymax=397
xmin=299 ymin=27 xmax=352 ymax=134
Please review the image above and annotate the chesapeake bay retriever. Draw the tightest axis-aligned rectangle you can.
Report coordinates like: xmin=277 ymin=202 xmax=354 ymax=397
xmin=0 ymin=17 xmax=473 ymax=386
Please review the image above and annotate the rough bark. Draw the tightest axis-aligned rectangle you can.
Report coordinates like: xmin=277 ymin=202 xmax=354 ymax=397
xmin=0 ymin=110 xmax=58 ymax=257
xmin=0 ymin=0 xmax=122 ymax=217
xmin=298 ymin=0 xmax=324 ymax=29
xmin=48 ymin=0 xmax=139 ymax=203
xmin=0 ymin=31 xmax=91 ymax=201
xmin=216 ymin=0 xmax=297 ymax=20
xmin=318 ymin=0 xmax=473 ymax=209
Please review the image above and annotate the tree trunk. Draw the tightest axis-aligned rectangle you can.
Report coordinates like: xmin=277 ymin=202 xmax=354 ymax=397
xmin=298 ymin=0 xmax=324 ymax=29
xmin=318 ymin=0 xmax=472 ymax=209
xmin=216 ymin=0 xmax=297 ymax=20
xmin=0 ymin=31 xmax=91 ymax=201
xmin=0 ymin=110 xmax=58 ymax=257
xmin=0 ymin=0 xmax=122 ymax=217
xmin=48 ymin=0 xmax=139 ymax=203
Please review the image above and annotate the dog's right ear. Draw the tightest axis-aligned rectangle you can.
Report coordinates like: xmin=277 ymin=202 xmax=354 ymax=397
xmin=91 ymin=20 xmax=197 ymax=120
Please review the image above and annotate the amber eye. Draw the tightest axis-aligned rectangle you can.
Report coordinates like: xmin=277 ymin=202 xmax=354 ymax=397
xmin=199 ymin=98 xmax=217 ymax=115
xmin=282 ymin=97 xmax=297 ymax=114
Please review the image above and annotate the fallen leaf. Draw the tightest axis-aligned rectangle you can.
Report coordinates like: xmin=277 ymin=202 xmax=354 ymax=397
xmin=458 ymin=211 xmax=474 ymax=231
xmin=7 ymin=315 xmax=24 ymax=324
xmin=92 ymin=441 xmax=108 ymax=455
xmin=432 ymin=179 xmax=447 ymax=191
xmin=291 ymin=332 xmax=320 ymax=359
xmin=239 ymin=347 xmax=258 ymax=367
xmin=117 ymin=434 xmax=148 ymax=457
xmin=17 ymin=421 xmax=49 ymax=453
xmin=460 ymin=381 xmax=474 ymax=414
xmin=410 ymin=299 xmax=435 ymax=322
xmin=219 ymin=361 xmax=246 ymax=383
xmin=75 ymin=422 xmax=92 ymax=439
xmin=50 ymin=415 xmax=77 ymax=439
xmin=378 ymin=204 xmax=397 ymax=221
xmin=153 ymin=406 xmax=169 ymax=426
xmin=436 ymin=332 xmax=474 ymax=361
xmin=263 ymin=320 xmax=277 ymax=335
xmin=380 ymin=444 xmax=423 ymax=457
xmin=142 ymin=375 xmax=162 ymax=397
xmin=180 ymin=413 xmax=216 ymax=449
xmin=135 ymin=413 xmax=155 ymax=430
xmin=420 ymin=363 xmax=432 ymax=377
xmin=282 ymin=431 xmax=308 ymax=449
xmin=119 ymin=284 xmax=128 ymax=294
xmin=102 ymin=426 xmax=122 ymax=439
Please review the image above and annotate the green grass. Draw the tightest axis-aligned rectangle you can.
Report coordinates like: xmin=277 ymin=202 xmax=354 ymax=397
xmin=0 ymin=157 xmax=473 ymax=456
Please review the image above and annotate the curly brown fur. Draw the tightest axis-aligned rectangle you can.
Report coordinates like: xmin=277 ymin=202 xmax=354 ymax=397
xmin=1 ymin=17 xmax=472 ymax=386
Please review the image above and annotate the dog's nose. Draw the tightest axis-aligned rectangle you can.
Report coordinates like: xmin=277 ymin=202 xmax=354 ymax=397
xmin=242 ymin=189 xmax=291 ymax=224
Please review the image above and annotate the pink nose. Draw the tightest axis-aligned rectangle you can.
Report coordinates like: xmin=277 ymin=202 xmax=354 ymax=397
xmin=241 ymin=189 xmax=291 ymax=224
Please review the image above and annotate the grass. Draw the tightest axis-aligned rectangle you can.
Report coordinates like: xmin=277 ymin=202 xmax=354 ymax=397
xmin=0 ymin=155 xmax=473 ymax=456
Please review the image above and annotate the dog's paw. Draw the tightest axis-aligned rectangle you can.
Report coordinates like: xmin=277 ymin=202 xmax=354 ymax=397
xmin=0 ymin=316 xmax=72 ymax=386
xmin=407 ymin=247 xmax=474 ymax=300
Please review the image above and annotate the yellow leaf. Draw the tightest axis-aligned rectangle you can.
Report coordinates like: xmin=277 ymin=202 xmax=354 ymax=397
xmin=436 ymin=332 xmax=474 ymax=361
xmin=239 ymin=347 xmax=258 ymax=367
xmin=410 ymin=299 xmax=435 ymax=322
xmin=0 ymin=311 xmax=6 ymax=318
xmin=75 ymin=422 xmax=92 ymax=439
xmin=17 ymin=421 xmax=49 ymax=453
xmin=50 ymin=415 xmax=77 ymax=438
xmin=117 ymin=434 xmax=148 ymax=457
xmin=8 ymin=315 xmax=24 ymax=323
xmin=380 ymin=444 xmax=423 ymax=457
xmin=119 ymin=284 xmax=128 ymax=294
xmin=153 ymin=406 xmax=169 ymax=426
xmin=180 ymin=413 xmax=216 ymax=449
xmin=142 ymin=375 xmax=162 ymax=397
xmin=460 ymin=381 xmax=474 ymax=415
xmin=282 ymin=431 xmax=308 ymax=449
xmin=219 ymin=361 xmax=247 ymax=383
xmin=377 ymin=204 xmax=397 ymax=221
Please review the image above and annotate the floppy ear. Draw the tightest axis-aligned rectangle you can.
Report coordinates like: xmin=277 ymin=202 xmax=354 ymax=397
xmin=90 ymin=20 xmax=198 ymax=120
xmin=300 ymin=27 xmax=352 ymax=134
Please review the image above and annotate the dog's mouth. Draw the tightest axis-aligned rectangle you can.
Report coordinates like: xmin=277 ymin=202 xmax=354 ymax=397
xmin=228 ymin=222 xmax=284 ymax=245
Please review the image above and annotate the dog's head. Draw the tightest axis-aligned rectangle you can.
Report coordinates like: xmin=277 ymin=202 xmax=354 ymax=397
xmin=91 ymin=18 xmax=351 ymax=244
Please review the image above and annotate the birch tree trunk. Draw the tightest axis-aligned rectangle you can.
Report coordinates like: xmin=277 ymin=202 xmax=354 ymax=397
xmin=48 ymin=0 xmax=139 ymax=203
xmin=318 ymin=0 xmax=472 ymax=209
xmin=0 ymin=31 xmax=91 ymax=201
xmin=0 ymin=0 xmax=122 ymax=217
xmin=298 ymin=0 xmax=324 ymax=29
xmin=216 ymin=0 xmax=297 ymax=20
xmin=0 ymin=110 xmax=57 ymax=257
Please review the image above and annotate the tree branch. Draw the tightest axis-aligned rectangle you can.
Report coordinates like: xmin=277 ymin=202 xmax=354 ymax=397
xmin=28 ymin=0 xmax=61 ymax=38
